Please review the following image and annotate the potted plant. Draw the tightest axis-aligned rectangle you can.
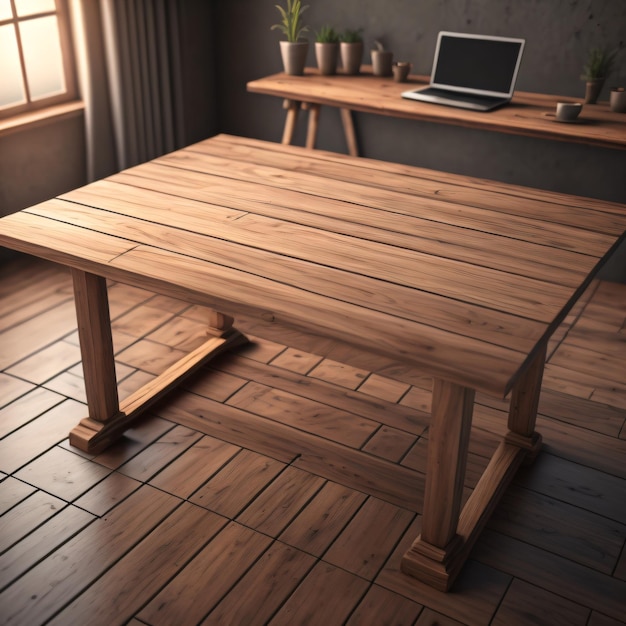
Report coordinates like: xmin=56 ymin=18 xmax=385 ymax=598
xmin=315 ymin=25 xmax=340 ymax=75
xmin=272 ymin=0 xmax=309 ymax=76
xmin=340 ymin=28 xmax=363 ymax=75
xmin=581 ymin=47 xmax=617 ymax=104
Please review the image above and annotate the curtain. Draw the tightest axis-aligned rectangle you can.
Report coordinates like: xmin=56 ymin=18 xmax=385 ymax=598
xmin=70 ymin=0 xmax=186 ymax=181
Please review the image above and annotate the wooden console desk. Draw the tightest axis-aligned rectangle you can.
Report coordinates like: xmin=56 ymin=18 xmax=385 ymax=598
xmin=248 ymin=68 xmax=626 ymax=156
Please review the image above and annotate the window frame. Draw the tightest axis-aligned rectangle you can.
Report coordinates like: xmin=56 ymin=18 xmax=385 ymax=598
xmin=0 ymin=0 xmax=78 ymax=119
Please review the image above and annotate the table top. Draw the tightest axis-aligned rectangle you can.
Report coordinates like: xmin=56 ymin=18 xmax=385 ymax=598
xmin=1 ymin=134 xmax=624 ymax=397
xmin=248 ymin=69 xmax=626 ymax=150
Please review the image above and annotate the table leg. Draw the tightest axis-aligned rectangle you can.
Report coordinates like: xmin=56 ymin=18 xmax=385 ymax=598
xmin=401 ymin=379 xmax=474 ymax=589
xmin=68 ymin=269 xmax=247 ymax=454
xmin=402 ymin=344 xmax=547 ymax=591
xmin=305 ymin=103 xmax=321 ymax=149
xmin=505 ymin=342 xmax=546 ymax=460
xmin=70 ymin=269 xmax=119 ymax=421
xmin=281 ymin=99 xmax=301 ymax=145
xmin=339 ymin=108 xmax=359 ymax=157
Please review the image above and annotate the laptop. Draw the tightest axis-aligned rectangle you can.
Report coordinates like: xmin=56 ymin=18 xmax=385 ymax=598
xmin=402 ymin=31 xmax=525 ymax=111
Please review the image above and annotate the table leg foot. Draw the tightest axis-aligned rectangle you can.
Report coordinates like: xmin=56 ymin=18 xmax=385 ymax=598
xmin=401 ymin=534 xmax=464 ymax=592
xmin=70 ymin=329 xmax=248 ymax=453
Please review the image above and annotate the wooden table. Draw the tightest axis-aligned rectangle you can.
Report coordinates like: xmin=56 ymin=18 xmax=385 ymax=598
xmin=1 ymin=134 xmax=624 ymax=591
xmin=248 ymin=68 xmax=626 ymax=155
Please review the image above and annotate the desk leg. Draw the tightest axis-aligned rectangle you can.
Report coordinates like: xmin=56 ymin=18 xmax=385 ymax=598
xmin=402 ymin=345 xmax=547 ymax=591
xmin=305 ymin=103 xmax=321 ymax=149
xmin=282 ymin=99 xmax=301 ymax=145
xmin=68 ymin=269 xmax=247 ymax=454
xmin=339 ymin=108 xmax=359 ymax=157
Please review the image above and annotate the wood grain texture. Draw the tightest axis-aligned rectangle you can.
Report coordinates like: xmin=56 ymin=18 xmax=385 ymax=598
xmin=0 ymin=136 xmax=624 ymax=599
xmin=248 ymin=69 xmax=626 ymax=149
xmin=0 ymin=257 xmax=624 ymax=620
xmin=2 ymin=135 xmax=622 ymax=400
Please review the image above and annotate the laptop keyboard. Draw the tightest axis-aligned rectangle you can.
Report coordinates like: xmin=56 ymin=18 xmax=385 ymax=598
xmin=416 ymin=87 xmax=508 ymax=108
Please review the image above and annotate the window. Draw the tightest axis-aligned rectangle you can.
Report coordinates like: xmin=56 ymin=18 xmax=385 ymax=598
xmin=0 ymin=0 xmax=76 ymax=118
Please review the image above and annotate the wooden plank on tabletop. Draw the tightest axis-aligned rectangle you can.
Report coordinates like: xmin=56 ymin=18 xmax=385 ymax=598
xmin=111 ymin=245 xmax=529 ymax=397
xmin=206 ymin=134 xmax=626 ymax=216
xmin=59 ymin=178 xmax=603 ymax=287
xmin=30 ymin=194 xmax=585 ymax=322
xmin=197 ymin=134 xmax=626 ymax=223
xmin=156 ymin=148 xmax=626 ymax=237
xmin=32 ymin=196 xmax=550 ymax=354
xmin=116 ymin=162 xmax=622 ymax=261
xmin=0 ymin=209 xmax=135 ymax=269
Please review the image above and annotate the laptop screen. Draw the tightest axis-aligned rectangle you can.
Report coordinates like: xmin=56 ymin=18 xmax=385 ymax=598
xmin=431 ymin=32 xmax=525 ymax=97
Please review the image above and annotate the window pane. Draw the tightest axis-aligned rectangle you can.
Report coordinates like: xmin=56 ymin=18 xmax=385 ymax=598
xmin=0 ymin=24 xmax=26 ymax=109
xmin=0 ymin=0 xmax=14 ymax=21
xmin=20 ymin=15 xmax=65 ymax=100
xmin=15 ymin=0 xmax=56 ymax=17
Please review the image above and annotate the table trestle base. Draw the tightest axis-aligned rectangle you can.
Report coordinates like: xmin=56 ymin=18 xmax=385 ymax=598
xmin=69 ymin=328 xmax=247 ymax=454
xmin=402 ymin=433 xmax=541 ymax=591
xmin=69 ymin=267 xmax=248 ymax=454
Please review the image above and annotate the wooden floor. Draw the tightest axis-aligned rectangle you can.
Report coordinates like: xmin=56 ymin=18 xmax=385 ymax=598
xmin=0 ymin=254 xmax=624 ymax=626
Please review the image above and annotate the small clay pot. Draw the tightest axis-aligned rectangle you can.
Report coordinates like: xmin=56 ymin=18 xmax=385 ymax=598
xmin=371 ymin=50 xmax=393 ymax=77
xmin=392 ymin=61 xmax=411 ymax=82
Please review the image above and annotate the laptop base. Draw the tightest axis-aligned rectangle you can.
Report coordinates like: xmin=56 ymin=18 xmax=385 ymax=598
xmin=402 ymin=87 xmax=511 ymax=112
